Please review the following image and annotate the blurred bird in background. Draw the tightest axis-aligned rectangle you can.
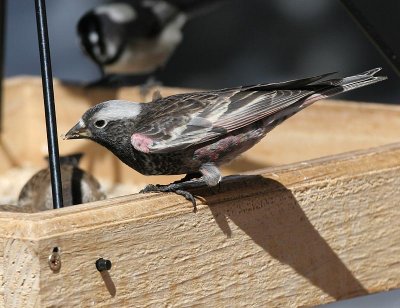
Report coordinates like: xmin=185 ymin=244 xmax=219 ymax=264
xmin=12 ymin=153 xmax=105 ymax=213
xmin=77 ymin=0 xmax=224 ymax=89
xmin=65 ymin=68 xmax=386 ymax=209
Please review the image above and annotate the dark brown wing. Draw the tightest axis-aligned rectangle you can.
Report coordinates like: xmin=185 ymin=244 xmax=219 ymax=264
xmin=132 ymin=90 xmax=314 ymax=153
xmin=131 ymin=68 xmax=385 ymax=154
xmin=132 ymin=74 xmax=340 ymax=153
xmin=131 ymin=73 xmax=339 ymax=153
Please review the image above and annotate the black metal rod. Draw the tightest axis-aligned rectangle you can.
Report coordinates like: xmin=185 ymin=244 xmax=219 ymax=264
xmin=0 ymin=0 xmax=6 ymax=133
xmin=34 ymin=0 xmax=63 ymax=209
xmin=340 ymin=0 xmax=400 ymax=77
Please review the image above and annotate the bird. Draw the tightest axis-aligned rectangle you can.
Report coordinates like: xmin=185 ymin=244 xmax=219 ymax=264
xmin=15 ymin=153 xmax=105 ymax=213
xmin=77 ymin=0 xmax=221 ymax=88
xmin=64 ymin=68 xmax=386 ymax=209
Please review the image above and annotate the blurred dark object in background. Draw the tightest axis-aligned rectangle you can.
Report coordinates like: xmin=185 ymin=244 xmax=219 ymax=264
xmin=340 ymin=0 xmax=400 ymax=77
xmin=4 ymin=0 xmax=400 ymax=103
xmin=76 ymin=0 xmax=225 ymax=87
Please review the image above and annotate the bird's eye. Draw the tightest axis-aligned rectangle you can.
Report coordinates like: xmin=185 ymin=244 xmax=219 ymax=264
xmin=94 ymin=119 xmax=107 ymax=128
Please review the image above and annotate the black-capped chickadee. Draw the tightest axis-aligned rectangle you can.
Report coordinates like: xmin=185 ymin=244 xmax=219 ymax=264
xmin=77 ymin=0 xmax=187 ymax=85
xmin=77 ymin=0 xmax=225 ymax=87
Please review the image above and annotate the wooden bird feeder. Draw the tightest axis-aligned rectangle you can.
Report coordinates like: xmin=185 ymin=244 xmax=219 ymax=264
xmin=0 ymin=78 xmax=399 ymax=307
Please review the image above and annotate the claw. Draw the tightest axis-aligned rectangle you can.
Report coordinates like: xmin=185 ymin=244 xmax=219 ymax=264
xmin=140 ymin=183 xmax=198 ymax=212
xmin=175 ymin=190 xmax=197 ymax=212
xmin=139 ymin=184 xmax=157 ymax=193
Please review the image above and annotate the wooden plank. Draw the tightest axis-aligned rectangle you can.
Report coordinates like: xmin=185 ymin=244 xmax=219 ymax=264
xmin=3 ymin=239 xmax=40 ymax=308
xmin=0 ymin=142 xmax=399 ymax=306
xmin=0 ymin=238 xmax=4 ymax=308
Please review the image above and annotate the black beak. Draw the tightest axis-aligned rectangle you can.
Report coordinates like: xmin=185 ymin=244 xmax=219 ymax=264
xmin=63 ymin=121 xmax=91 ymax=140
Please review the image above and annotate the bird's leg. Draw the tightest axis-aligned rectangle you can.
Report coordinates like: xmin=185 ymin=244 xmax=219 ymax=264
xmin=199 ymin=163 xmax=222 ymax=186
xmin=140 ymin=164 xmax=221 ymax=212
xmin=173 ymin=172 xmax=202 ymax=184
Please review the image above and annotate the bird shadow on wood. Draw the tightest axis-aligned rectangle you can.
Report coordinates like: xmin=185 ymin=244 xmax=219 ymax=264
xmin=99 ymin=271 xmax=116 ymax=297
xmin=195 ymin=175 xmax=368 ymax=301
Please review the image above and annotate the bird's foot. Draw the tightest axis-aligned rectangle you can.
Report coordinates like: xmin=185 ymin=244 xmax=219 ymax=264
xmin=172 ymin=172 xmax=202 ymax=184
xmin=140 ymin=179 xmax=205 ymax=212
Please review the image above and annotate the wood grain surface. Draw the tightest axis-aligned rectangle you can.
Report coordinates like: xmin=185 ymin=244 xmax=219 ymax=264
xmin=0 ymin=141 xmax=399 ymax=307
xmin=0 ymin=79 xmax=399 ymax=307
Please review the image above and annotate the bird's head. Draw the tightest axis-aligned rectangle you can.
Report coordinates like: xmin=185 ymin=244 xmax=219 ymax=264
xmin=64 ymin=100 xmax=143 ymax=148
xmin=77 ymin=3 xmax=137 ymax=65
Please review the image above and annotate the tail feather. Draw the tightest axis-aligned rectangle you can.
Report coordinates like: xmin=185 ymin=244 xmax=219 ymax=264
xmin=240 ymin=72 xmax=338 ymax=92
xmin=323 ymin=67 xmax=386 ymax=96
xmin=361 ymin=67 xmax=383 ymax=76
xmin=301 ymin=68 xmax=386 ymax=107
xmin=239 ymin=68 xmax=385 ymax=94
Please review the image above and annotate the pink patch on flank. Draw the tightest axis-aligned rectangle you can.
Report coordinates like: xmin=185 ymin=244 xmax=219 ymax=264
xmin=131 ymin=133 xmax=153 ymax=153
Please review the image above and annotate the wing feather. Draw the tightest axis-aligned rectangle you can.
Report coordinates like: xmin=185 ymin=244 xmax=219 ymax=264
xmin=130 ymin=73 xmax=342 ymax=153
xmin=128 ymin=69 xmax=385 ymax=154
xmin=132 ymin=87 xmax=314 ymax=153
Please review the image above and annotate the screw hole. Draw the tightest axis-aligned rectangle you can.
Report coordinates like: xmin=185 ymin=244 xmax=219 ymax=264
xmin=48 ymin=247 xmax=61 ymax=272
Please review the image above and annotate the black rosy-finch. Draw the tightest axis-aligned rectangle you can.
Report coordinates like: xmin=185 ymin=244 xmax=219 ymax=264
xmin=16 ymin=153 xmax=105 ymax=212
xmin=64 ymin=68 xmax=386 ymax=208
xmin=77 ymin=0 xmax=222 ymax=86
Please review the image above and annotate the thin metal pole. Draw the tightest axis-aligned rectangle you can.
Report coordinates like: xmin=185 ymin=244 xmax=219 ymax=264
xmin=340 ymin=0 xmax=400 ymax=77
xmin=34 ymin=0 xmax=63 ymax=209
xmin=0 ymin=0 xmax=6 ymax=133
